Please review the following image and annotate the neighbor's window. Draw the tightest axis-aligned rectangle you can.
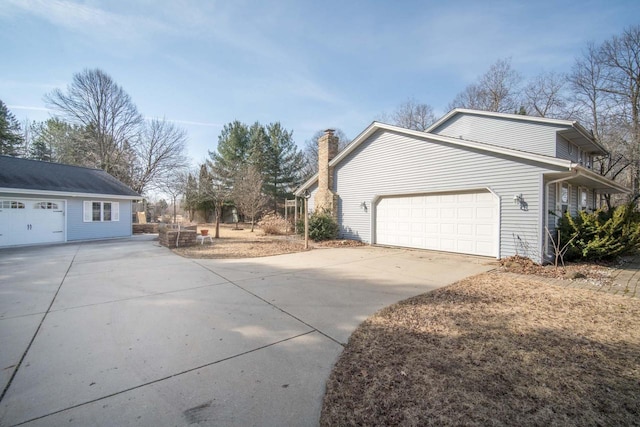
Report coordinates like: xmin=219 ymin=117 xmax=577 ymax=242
xmin=84 ymin=201 xmax=120 ymax=222
xmin=103 ymin=202 xmax=112 ymax=221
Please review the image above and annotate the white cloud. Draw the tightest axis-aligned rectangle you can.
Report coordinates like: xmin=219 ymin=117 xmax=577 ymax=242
xmin=7 ymin=105 xmax=52 ymax=113
xmin=3 ymin=0 xmax=170 ymax=42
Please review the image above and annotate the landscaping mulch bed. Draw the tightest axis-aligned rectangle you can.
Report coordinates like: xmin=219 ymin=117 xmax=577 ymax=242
xmin=321 ymin=272 xmax=640 ymax=426
xmin=499 ymin=255 xmax=615 ymax=286
xmin=171 ymin=223 xmax=365 ymax=258
xmin=172 ymin=225 xmax=306 ymax=258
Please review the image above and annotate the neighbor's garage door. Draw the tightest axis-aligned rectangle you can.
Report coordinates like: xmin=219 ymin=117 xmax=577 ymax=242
xmin=0 ymin=199 xmax=65 ymax=247
xmin=375 ymin=191 xmax=498 ymax=257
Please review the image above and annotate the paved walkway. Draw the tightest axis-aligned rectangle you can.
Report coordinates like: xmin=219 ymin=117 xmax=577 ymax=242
xmin=505 ymin=256 xmax=640 ymax=298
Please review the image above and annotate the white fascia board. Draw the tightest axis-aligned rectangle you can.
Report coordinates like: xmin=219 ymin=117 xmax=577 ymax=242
xmin=0 ymin=187 xmax=141 ymax=200
xmin=573 ymin=166 xmax=631 ymax=193
xmin=294 ymin=173 xmax=318 ymax=196
xmin=295 ymin=121 xmax=575 ymax=193
xmin=372 ymin=123 xmax=574 ymax=169
xmin=428 ymin=108 xmax=576 ymax=132
xmin=295 ymin=121 xmax=382 ymax=194
xmin=428 ymin=109 xmax=606 ymax=154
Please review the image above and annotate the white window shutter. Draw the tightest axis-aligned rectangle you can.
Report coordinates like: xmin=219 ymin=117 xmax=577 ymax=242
xmin=112 ymin=202 xmax=120 ymax=221
xmin=83 ymin=201 xmax=92 ymax=222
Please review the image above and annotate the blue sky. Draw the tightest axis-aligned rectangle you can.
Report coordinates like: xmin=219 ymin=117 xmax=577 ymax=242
xmin=1 ymin=0 xmax=638 ymax=166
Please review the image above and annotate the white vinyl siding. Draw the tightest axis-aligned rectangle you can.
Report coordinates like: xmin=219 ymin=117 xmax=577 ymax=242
xmin=430 ymin=113 xmax=565 ymax=158
xmin=333 ymin=129 xmax=565 ymax=262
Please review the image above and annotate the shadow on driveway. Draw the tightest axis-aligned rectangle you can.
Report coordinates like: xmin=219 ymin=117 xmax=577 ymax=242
xmin=0 ymin=237 xmax=493 ymax=426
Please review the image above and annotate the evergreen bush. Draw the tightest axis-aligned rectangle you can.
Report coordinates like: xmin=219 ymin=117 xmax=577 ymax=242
xmin=297 ymin=209 xmax=339 ymax=241
xmin=558 ymin=203 xmax=640 ymax=261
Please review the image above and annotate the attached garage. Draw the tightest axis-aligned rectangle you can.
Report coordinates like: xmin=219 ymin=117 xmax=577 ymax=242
xmin=0 ymin=199 xmax=65 ymax=246
xmin=296 ymin=111 xmax=630 ymax=263
xmin=374 ymin=190 xmax=499 ymax=257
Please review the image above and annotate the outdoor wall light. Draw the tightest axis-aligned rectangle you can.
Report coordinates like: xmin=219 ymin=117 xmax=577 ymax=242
xmin=360 ymin=201 xmax=367 ymax=211
xmin=513 ymin=194 xmax=523 ymax=205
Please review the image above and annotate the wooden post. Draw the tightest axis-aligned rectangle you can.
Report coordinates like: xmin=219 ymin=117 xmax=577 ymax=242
xmin=304 ymin=196 xmax=309 ymax=250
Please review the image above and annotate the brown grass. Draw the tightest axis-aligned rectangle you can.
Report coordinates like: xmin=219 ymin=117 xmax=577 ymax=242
xmin=172 ymin=223 xmax=306 ymax=259
xmin=321 ymin=272 xmax=640 ymax=426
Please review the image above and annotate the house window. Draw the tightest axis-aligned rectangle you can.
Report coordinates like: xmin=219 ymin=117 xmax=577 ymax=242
xmin=556 ymin=183 xmax=570 ymax=219
xmin=580 ymin=188 xmax=588 ymax=210
xmin=84 ymin=201 xmax=119 ymax=222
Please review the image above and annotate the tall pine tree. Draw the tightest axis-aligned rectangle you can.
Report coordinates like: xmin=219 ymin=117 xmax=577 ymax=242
xmin=262 ymin=122 xmax=305 ymax=212
xmin=0 ymin=100 xmax=24 ymax=156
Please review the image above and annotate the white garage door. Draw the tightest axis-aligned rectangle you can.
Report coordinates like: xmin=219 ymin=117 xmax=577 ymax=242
xmin=0 ymin=199 xmax=65 ymax=247
xmin=375 ymin=191 xmax=498 ymax=257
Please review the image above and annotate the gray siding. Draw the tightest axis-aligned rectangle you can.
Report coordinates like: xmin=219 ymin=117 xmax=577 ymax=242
xmin=333 ymin=129 xmax=566 ymax=262
xmin=556 ymin=136 xmax=580 ymax=162
xmin=431 ymin=113 xmax=566 ymax=158
xmin=67 ymin=198 xmax=132 ymax=241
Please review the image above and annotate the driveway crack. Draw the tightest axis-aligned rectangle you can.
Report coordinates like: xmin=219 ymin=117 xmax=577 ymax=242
xmin=193 ymin=260 xmax=346 ymax=348
xmin=0 ymin=245 xmax=81 ymax=404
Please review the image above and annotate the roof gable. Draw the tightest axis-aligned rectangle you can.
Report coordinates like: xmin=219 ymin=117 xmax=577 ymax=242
xmin=296 ymin=122 xmax=575 ymax=195
xmin=0 ymin=156 xmax=140 ymax=198
xmin=427 ymin=108 xmax=607 ymax=155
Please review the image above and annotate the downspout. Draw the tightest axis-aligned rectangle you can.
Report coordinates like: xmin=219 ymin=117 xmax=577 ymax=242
xmin=543 ymin=167 xmax=578 ymax=260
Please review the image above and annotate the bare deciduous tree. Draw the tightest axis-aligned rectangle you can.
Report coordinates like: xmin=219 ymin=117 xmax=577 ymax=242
xmin=233 ymin=164 xmax=268 ymax=232
xmin=132 ymin=118 xmax=189 ymax=194
xmin=200 ymin=161 xmax=232 ymax=238
xmin=390 ymin=98 xmax=437 ymax=131
xmin=523 ymin=71 xmax=570 ymax=118
xmin=44 ymin=68 xmax=143 ymax=185
xmin=449 ymin=58 xmax=522 ymax=113
xmin=599 ymin=25 xmax=640 ymax=193
xmin=159 ymin=171 xmax=188 ymax=224
xmin=302 ymin=128 xmax=350 ymax=179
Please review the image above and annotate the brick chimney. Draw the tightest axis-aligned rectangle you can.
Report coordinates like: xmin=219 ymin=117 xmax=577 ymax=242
xmin=314 ymin=129 xmax=338 ymax=219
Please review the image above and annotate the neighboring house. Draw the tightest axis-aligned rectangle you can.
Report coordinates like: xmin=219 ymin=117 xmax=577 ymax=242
xmin=296 ymin=109 xmax=629 ymax=264
xmin=0 ymin=156 xmax=140 ymax=248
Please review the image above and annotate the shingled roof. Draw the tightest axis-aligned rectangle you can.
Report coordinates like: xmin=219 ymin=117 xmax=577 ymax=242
xmin=0 ymin=156 xmax=140 ymax=198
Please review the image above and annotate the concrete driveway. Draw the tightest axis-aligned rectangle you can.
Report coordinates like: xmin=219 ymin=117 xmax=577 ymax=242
xmin=0 ymin=236 xmax=494 ymax=426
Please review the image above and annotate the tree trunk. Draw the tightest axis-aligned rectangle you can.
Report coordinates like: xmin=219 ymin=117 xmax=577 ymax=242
xmin=215 ymin=205 xmax=221 ymax=238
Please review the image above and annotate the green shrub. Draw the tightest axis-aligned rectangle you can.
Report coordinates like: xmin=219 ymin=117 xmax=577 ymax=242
xmin=559 ymin=203 xmax=640 ymax=261
xmin=297 ymin=209 xmax=339 ymax=241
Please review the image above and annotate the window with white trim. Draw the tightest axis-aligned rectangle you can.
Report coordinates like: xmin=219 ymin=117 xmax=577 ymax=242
xmin=557 ymin=183 xmax=569 ymax=215
xmin=83 ymin=201 xmax=119 ymax=222
xmin=579 ymin=188 xmax=588 ymax=210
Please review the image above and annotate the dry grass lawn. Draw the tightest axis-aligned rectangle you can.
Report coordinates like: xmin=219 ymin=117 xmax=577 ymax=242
xmin=172 ymin=223 xmax=307 ymax=258
xmin=321 ymin=272 xmax=640 ymax=426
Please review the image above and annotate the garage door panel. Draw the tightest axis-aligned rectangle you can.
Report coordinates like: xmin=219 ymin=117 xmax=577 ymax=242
xmin=375 ymin=191 xmax=497 ymax=257
xmin=0 ymin=199 xmax=65 ymax=247
xmin=477 ymin=224 xmax=494 ymax=236
xmin=458 ymin=224 xmax=473 ymax=235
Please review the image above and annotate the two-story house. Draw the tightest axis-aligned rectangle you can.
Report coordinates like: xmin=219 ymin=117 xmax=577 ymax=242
xmin=296 ymin=109 xmax=629 ymax=264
